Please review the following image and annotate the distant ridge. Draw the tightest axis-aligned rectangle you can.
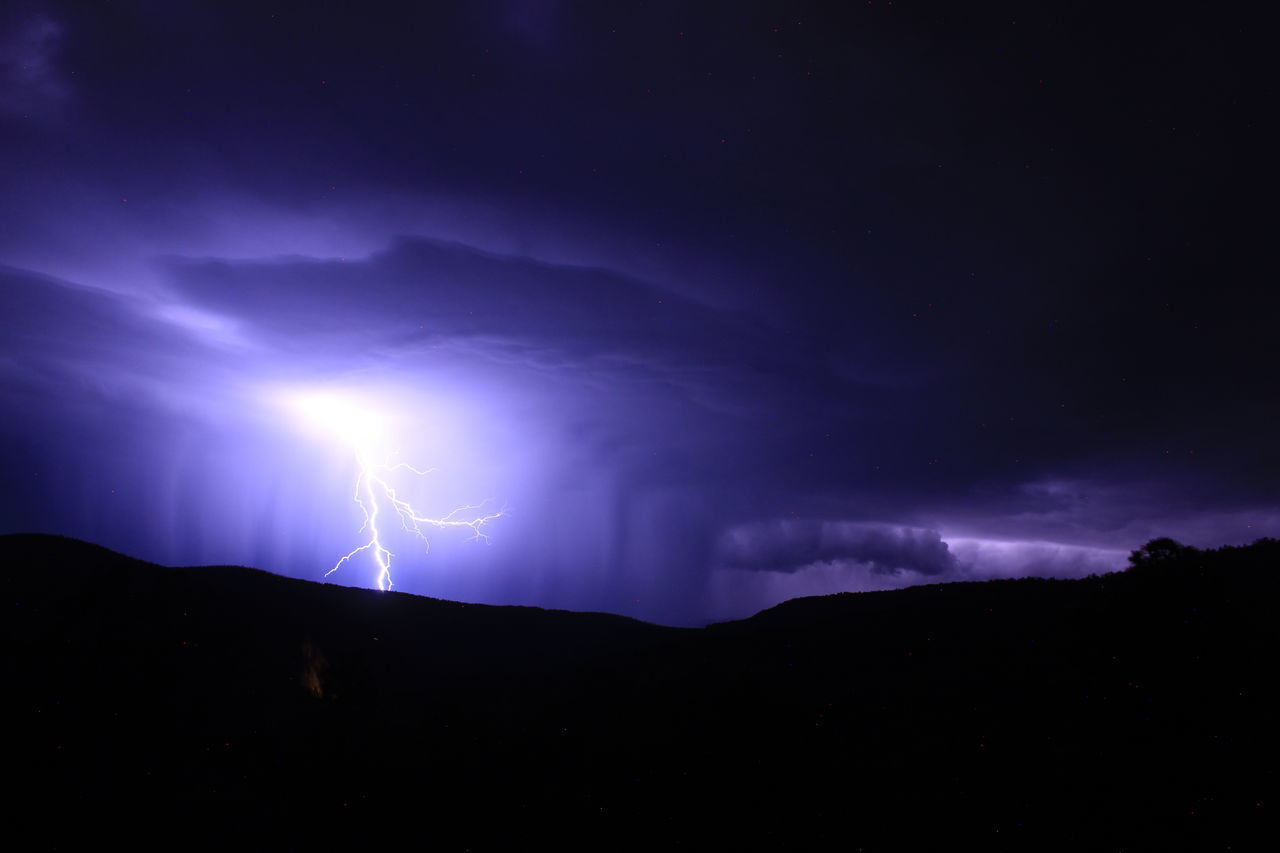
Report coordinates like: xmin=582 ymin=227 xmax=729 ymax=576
xmin=3 ymin=533 xmax=1275 ymax=850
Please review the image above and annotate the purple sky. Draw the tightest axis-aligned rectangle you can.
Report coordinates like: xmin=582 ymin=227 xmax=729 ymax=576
xmin=1 ymin=1 xmax=1273 ymax=624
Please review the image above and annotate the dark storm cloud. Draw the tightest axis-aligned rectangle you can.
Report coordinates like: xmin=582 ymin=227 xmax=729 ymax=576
xmin=0 ymin=5 xmax=67 ymax=119
xmin=718 ymin=520 xmax=958 ymax=576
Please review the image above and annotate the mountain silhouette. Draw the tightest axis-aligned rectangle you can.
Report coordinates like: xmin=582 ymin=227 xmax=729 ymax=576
xmin=4 ymin=533 xmax=1275 ymax=850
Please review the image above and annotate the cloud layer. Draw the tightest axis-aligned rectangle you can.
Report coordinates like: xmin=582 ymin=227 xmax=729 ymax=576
xmin=717 ymin=520 xmax=958 ymax=576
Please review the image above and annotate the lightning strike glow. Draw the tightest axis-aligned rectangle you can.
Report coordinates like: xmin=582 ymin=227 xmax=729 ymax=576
xmin=326 ymin=449 xmax=503 ymax=590
xmin=282 ymin=389 xmax=503 ymax=591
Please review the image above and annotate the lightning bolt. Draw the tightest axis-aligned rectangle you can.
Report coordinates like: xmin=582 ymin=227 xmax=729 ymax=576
xmin=326 ymin=450 xmax=504 ymax=590
xmin=278 ymin=388 xmax=501 ymax=590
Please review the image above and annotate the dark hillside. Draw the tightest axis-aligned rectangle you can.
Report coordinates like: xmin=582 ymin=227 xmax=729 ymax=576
xmin=3 ymin=533 xmax=1275 ymax=850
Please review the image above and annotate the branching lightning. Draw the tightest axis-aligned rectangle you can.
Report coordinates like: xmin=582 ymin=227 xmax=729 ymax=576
xmin=281 ymin=389 xmax=503 ymax=591
xmin=325 ymin=451 xmax=503 ymax=590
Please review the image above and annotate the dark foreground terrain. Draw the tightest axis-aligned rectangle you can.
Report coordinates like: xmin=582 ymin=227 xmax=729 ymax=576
xmin=3 ymin=534 xmax=1276 ymax=850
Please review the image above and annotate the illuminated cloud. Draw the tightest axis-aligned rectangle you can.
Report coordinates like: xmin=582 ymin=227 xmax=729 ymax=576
xmin=717 ymin=519 xmax=958 ymax=576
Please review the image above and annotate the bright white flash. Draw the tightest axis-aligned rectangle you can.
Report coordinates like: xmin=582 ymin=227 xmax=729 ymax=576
xmin=290 ymin=391 xmax=388 ymax=450
xmin=284 ymin=390 xmax=503 ymax=591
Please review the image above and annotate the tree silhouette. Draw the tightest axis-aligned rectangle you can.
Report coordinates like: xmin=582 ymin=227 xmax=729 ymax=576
xmin=1127 ymin=537 xmax=1195 ymax=570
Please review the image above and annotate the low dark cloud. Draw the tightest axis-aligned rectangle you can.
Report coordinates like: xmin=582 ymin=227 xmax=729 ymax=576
xmin=717 ymin=520 xmax=958 ymax=576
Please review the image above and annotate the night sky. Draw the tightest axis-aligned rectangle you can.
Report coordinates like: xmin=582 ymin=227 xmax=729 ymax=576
xmin=1 ymin=1 xmax=1273 ymax=624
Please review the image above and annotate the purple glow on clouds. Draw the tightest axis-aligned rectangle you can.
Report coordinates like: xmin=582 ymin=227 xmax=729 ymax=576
xmin=1 ymin=227 xmax=1277 ymax=625
xmin=707 ymin=535 xmax=1127 ymax=622
xmin=1 ymin=1 xmax=1275 ymax=625
xmin=706 ymin=520 xmax=1128 ymax=621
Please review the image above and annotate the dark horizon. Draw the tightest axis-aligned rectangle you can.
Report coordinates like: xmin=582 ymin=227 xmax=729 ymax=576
xmin=6 ymin=530 xmax=1275 ymax=848
xmin=1 ymin=1 xmax=1273 ymax=625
